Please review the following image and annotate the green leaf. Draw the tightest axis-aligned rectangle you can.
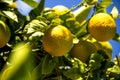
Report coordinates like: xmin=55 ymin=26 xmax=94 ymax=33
xmin=29 ymin=0 xmax=45 ymax=20
xmin=95 ymin=0 xmax=112 ymax=13
xmin=9 ymin=42 xmax=31 ymax=67
xmin=31 ymin=62 xmax=45 ymax=80
xmin=41 ymin=54 xmax=57 ymax=75
xmin=73 ymin=58 xmax=86 ymax=73
xmin=110 ymin=6 xmax=119 ymax=20
xmin=98 ymin=0 xmax=112 ymax=7
xmin=112 ymin=33 xmax=120 ymax=42
xmin=1 ymin=0 xmax=14 ymax=3
xmin=73 ymin=5 xmax=91 ymax=23
xmin=0 ymin=42 xmax=32 ymax=80
xmin=24 ymin=19 xmax=48 ymax=34
xmin=107 ymin=65 xmax=120 ymax=74
xmin=2 ymin=11 xmax=18 ymax=22
xmin=75 ymin=21 xmax=88 ymax=38
xmin=63 ymin=68 xmax=83 ymax=80
xmin=23 ymin=0 xmax=38 ymax=8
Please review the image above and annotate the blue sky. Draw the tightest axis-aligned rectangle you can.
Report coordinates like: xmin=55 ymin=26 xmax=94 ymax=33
xmin=16 ymin=0 xmax=120 ymax=58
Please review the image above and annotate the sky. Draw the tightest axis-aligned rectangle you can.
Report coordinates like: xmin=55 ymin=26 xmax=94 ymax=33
xmin=16 ymin=0 xmax=120 ymax=58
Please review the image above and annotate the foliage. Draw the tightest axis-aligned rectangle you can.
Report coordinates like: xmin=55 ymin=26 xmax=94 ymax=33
xmin=0 ymin=0 xmax=120 ymax=80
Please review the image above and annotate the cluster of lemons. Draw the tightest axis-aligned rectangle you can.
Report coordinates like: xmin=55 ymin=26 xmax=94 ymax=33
xmin=42 ymin=4 xmax=116 ymax=63
xmin=0 ymin=0 xmax=116 ymax=63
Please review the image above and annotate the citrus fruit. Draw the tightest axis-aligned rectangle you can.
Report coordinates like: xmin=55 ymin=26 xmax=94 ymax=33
xmin=0 ymin=20 xmax=11 ymax=48
xmin=86 ymin=0 xmax=98 ymax=5
xmin=93 ymin=41 xmax=112 ymax=60
xmin=42 ymin=25 xmax=73 ymax=56
xmin=52 ymin=5 xmax=74 ymax=19
xmin=70 ymin=40 xmax=97 ymax=63
xmin=52 ymin=5 xmax=70 ymax=16
xmin=88 ymin=13 xmax=116 ymax=41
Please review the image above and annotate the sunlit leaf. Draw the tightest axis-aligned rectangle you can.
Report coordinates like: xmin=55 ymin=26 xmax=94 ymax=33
xmin=98 ymin=0 xmax=112 ymax=7
xmin=29 ymin=0 xmax=45 ymax=20
xmin=2 ymin=11 xmax=18 ymax=22
xmin=110 ymin=6 xmax=119 ymax=20
xmin=75 ymin=21 xmax=88 ymax=38
xmin=112 ymin=33 xmax=120 ymax=42
xmin=0 ymin=42 xmax=32 ymax=80
xmin=96 ymin=0 xmax=112 ymax=13
xmin=23 ymin=0 xmax=38 ymax=8
xmin=73 ymin=5 xmax=91 ymax=23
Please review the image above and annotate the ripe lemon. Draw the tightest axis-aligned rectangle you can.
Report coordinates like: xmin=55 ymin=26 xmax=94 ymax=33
xmin=70 ymin=40 xmax=97 ymax=63
xmin=93 ymin=41 xmax=112 ymax=60
xmin=0 ymin=20 xmax=11 ymax=48
xmin=88 ymin=13 xmax=116 ymax=41
xmin=42 ymin=25 xmax=73 ymax=56
xmin=52 ymin=5 xmax=74 ymax=20
xmin=52 ymin=5 xmax=69 ymax=16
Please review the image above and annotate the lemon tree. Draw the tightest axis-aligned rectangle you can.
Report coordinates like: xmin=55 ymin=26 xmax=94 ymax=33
xmin=0 ymin=0 xmax=120 ymax=80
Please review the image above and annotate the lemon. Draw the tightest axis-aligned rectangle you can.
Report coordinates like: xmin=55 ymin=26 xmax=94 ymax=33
xmin=93 ymin=41 xmax=112 ymax=60
xmin=52 ymin=5 xmax=74 ymax=20
xmin=52 ymin=5 xmax=69 ymax=16
xmin=0 ymin=20 xmax=11 ymax=48
xmin=42 ymin=25 xmax=73 ymax=56
xmin=88 ymin=13 xmax=116 ymax=41
xmin=70 ymin=40 xmax=97 ymax=63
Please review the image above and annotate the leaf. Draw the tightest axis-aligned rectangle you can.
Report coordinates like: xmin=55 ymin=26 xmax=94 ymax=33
xmin=31 ymin=62 xmax=45 ymax=80
xmin=96 ymin=0 xmax=112 ymax=13
xmin=41 ymin=54 xmax=57 ymax=75
xmin=107 ymin=65 xmax=120 ymax=74
xmin=1 ymin=0 xmax=14 ymax=3
xmin=112 ymin=33 xmax=120 ymax=42
xmin=63 ymin=68 xmax=83 ymax=80
xmin=110 ymin=6 xmax=119 ymax=20
xmin=73 ymin=58 xmax=86 ymax=73
xmin=24 ymin=19 xmax=48 ymax=34
xmin=73 ymin=5 xmax=91 ymax=23
xmin=29 ymin=0 xmax=45 ymax=20
xmin=23 ymin=0 xmax=38 ymax=8
xmin=98 ymin=0 xmax=112 ymax=7
xmin=75 ymin=21 xmax=88 ymax=38
xmin=0 ymin=42 xmax=32 ymax=80
xmin=2 ymin=11 xmax=18 ymax=22
xmin=9 ymin=42 xmax=31 ymax=67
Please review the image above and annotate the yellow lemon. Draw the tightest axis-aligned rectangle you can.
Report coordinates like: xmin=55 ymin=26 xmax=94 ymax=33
xmin=93 ymin=41 xmax=112 ymax=60
xmin=70 ymin=40 xmax=97 ymax=63
xmin=52 ymin=5 xmax=69 ymax=16
xmin=0 ymin=20 xmax=11 ymax=48
xmin=52 ymin=5 xmax=74 ymax=20
xmin=88 ymin=13 xmax=116 ymax=41
xmin=42 ymin=25 xmax=73 ymax=56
